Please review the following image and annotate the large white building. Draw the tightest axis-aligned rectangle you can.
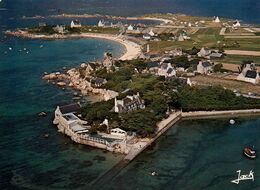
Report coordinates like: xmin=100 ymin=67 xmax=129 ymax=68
xmin=114 ymin=93 xmax=145 ymax=113
xmin=53 ymin=103 xmax=90 ymax=134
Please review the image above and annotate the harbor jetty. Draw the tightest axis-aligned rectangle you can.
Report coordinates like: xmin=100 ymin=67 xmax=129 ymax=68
xmin=88 ymin=108 xmax=260 ymax=189
xmin=182 ymin=109 xmax=260 ymax=118
xmin=90 ymin=111 xmax=182 ymax=189
xmin=53 ymin=107 xmax=260 ymax=155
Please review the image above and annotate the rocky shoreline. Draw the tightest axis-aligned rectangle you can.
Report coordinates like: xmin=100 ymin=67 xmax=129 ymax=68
xmin=42 ymin=63 xmax=119 ymax=102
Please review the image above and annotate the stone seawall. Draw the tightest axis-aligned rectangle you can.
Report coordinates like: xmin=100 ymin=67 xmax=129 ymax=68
xmin=182 ymin=109 xmax=260 ymax=118
xmin=56 ymin=122 xmax=116 ymax=152
xmin=91 ymin=111 xmax=182 ymax=189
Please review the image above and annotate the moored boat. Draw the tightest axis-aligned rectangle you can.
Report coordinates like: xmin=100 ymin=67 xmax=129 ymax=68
xmin=243 ymin=147 xmax=256 ymax=159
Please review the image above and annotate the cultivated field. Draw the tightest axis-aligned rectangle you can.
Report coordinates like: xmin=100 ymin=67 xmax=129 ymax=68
xmin=192 ymin=75 xmax=260 ymax=94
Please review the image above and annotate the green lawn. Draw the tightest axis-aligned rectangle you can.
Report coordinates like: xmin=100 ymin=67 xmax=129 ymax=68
xmin=223 ymin=38 xmax=260 ymax=51
xmin=148 ymin=27 xmax=260 ymax=53
xmin=148 ymin=28 xmax=223 ymax=52
xmin=220 ymin=55 xmax=260 ymax=65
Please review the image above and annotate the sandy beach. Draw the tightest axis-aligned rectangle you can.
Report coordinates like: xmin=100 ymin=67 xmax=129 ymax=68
xmin=79 ymin=33 xmax=142 ymax=60
xmin=5 ymin=31 xmax=142 ymax=60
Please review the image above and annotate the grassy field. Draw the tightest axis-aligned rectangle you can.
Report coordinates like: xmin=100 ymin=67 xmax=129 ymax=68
xmin=192 ymin=75 xmax=260 ymax=94
xmin=225 ymin=28 xmax=252 ymax=34
xmin=147 ymin=27 xmax=223 ymax=52
xmin=223 ymin=38 xmax=260 ymax=51
xmin=218 ymin=55 xmax=260 ymax=64
xmin=147 ymin=26 xmax=260 ymax=53
xmin=144 ymin=13 xmax=231 ymax=25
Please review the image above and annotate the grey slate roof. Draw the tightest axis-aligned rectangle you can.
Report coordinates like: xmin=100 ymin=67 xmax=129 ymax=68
xmin=60 ymin=103 xmax=81 ymax=114
xmin=167 ymin=68 xmax=173 ymax=74
xmin=210 ymin=52 xmax=223 ymax=58
xmin=161 ymin=63 xmax=168 ymax=70
xmin=245 ymin=70 xmax=257 ymax=79
xmin=147 ymin=62 xmax=159 ymax=68
xmin=202 ymin=61 xmax=212 ymax=67
xmin=72 ymin=20 xmax=81 ymax=25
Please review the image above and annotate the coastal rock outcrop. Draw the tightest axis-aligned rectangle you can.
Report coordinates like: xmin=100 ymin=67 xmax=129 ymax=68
xmin=42 ymin=67 xmax=119 ymax=101
xmin=57 ymin=82 xmax=66 ymax=87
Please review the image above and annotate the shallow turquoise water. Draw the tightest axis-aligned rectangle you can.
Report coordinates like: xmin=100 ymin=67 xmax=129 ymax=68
xmin=107 ymin=117 xmax=260 ymax=190
xmin=0 ymin=37 xmax=124 ymax=189
xmin=1 ymin=1 xmax=260 ymax=189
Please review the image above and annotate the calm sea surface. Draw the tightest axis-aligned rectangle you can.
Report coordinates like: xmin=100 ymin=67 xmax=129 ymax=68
xmin=0 ymin=1 xmax=260 ymax=189
xmin=107 ymin=117 xmax=260 ymax=190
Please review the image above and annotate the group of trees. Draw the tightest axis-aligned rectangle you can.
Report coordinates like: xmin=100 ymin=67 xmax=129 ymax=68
xmin=179 ymin=85 xmax=260 ymax=111
xmin=170 ymin=56 xmax=200 ymax=70
xmin=81 ymin=58 xmax=260 ymax=137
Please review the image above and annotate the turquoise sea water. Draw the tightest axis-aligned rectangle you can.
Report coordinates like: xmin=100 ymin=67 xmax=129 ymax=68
xmin=107 ymin=117 xmax=260 ymax=190
xmin=1 ymin=1 xmax=260 ymax=189
xmin=1 ymin=0 xmax=259 ymax=23
xmin=0 ymin=36 xmax=125 ymax=189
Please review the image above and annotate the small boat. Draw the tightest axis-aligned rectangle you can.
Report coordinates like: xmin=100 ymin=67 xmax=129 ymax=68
xmin=243 ymin=147 xmax=256 ymax=159
xmin=38 ymin=111 xmax=47 ymax=117
xmin=230 ymin=119 xmax=235 ymax=125
xmin=151 ymin=171 xmax=158 ymax=176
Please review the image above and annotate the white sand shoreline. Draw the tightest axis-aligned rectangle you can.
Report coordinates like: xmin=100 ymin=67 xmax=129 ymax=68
xmin=5 ymin=31 xmax=142 ymax=60
xmin=77 ymin=33 xmax=142 ymax=60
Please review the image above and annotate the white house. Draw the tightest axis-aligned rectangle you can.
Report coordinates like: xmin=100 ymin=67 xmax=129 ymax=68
xmin=98 ymin=20 xmax=105 ymax=27
xmin=197 ymin=61 xmax=213 ymax=74
xmin=53 ymin=103 xmax=90 ymax=135
xmin=148 ymin=29 xmax=155 ymax=37
xmin=177 ymin=34 xmax=184 ymax=41
xmin=70 ymin=20 xmax=81 ymax=28
xmin=143 ymin=34 xmax=151 ymax=40
xmin=114 ymin=93 xmax=145 ymax=113
xmin=157 ymin=62 xmax=176 ymax=77
xmin=198 ymin=47 xmax=224 ymax=59
xmin=127 ymin=25 xmax=134 ymax=31
xmin=197 ymin=47 xmax=211 ymax=57
xmin=213 ymin=16 xmax=220 ymax=23
xmin=233 ymin=20 xmax=241 ymax=28
xmin=237 ymin=63 xmax=259 ymax=84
